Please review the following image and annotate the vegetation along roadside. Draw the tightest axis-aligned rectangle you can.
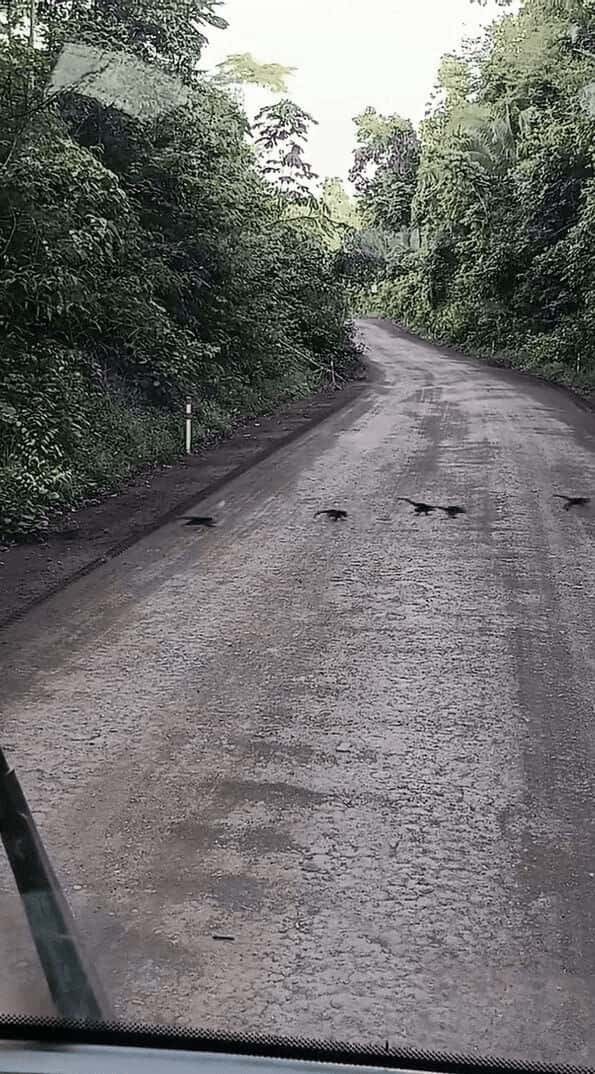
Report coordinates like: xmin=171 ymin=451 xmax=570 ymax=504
xmin=0 ymin=1 xmax=361 ymax=543
xmin=1 ymin=0 xmax=593 ymax=544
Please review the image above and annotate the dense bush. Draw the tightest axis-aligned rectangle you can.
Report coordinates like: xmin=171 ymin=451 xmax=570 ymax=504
xmin=347 ymin=0 xmax=595 ymax=397
xmin=0 ymin=1 xmax=359 ymax=540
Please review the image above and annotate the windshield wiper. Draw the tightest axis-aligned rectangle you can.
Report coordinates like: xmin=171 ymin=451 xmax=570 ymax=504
xmin=0 ymin=746 xmax=111 ymax=1023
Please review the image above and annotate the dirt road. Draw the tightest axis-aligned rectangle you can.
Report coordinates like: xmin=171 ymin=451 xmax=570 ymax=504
xmin=1 ymin=319 xmax=594 ymax=1062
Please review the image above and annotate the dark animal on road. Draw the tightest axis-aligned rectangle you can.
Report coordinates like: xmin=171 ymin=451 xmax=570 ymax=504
xmin=437 ymin=504 xmax=467 ymax=518
xmin=181 ymin=516 xmax=216 ymax=527
xmin=398 ymin=498 xmax=437 ymax=516
xmin=553 ymin=495 xmax=590 ymax=511
xmin=315 ymin=509 xmax=348 ymax=520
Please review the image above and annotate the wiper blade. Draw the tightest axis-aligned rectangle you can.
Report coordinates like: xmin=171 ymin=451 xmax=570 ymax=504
xmin=0 ymin=747 xmax=111 ymax=1023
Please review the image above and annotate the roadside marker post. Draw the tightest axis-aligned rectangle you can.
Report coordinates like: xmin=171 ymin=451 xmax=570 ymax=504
xmin=185 ymin=398 xmax=192 ymax=455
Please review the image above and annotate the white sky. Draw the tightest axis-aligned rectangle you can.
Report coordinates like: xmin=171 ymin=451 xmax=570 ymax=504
xmin=204 ymin=0 xmax=503 ymax=183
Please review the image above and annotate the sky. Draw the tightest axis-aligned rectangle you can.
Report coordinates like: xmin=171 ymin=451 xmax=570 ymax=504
xmin=203 ymin=0 xmax=504 ymax=184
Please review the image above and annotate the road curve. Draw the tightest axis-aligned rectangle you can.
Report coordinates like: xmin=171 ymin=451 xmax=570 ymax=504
xmin=1 ymin=319 xmax=594 ymax=1062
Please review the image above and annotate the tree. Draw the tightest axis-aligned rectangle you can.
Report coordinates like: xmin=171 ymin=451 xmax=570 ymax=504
xmin=313 ymin=176 xmax=360 ymax=248
xmin=361 ymin=0 xmax=595 ymax=393
xmin=321 ymin=178 xmax=359 ymax=228
xmin=336 ymin=227 xmax=411 ymax=287
xmin=253 ymin=98 xmax=319 ymax=204
xmin=27 ymin=0 xmax=228 ymax=78
xmin=0 ymin=0 xmax=358 ymax=539
xmin=349 ymin=107 xmax=420 ymax=231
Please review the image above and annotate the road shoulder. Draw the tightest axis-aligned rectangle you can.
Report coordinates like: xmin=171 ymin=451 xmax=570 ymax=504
xmin=0 ymin=377 xmax=366 ymax=630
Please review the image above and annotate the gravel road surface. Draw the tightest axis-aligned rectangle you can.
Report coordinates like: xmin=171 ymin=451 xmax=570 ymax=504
xmin=1 ymin=319 xmax=594 ymax=1062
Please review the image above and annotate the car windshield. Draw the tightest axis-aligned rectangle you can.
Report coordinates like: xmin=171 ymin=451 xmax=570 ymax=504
xmin=1 ymin=0 xmax=594 ymax=1067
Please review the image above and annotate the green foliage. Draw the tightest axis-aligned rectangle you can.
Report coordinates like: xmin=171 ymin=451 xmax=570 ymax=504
xmin=321 ymin=178 xmax=360 ymax=229
xmin=215 ymin=52 xmax=295 ymax=93
xmin=349 ymin=107 xmax=421 ymax=231
xmin=253 ymin=98 xmax=319 ymax=205
xmin=335 ymin=228 xmax=412 ymax=292
xmin=34 ymin=0 xmax=228 ymax=76
xmin=302 ymin=177 xmax=361 ymax=250
xmin=0 ymin=4 xmax=358 ymax=541
xmin=359 ymin=0 xmax=595 ymax=396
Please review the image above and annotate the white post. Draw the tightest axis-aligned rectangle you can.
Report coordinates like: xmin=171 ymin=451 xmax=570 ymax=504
xmin=185 ymin=398 xmax=192 ymax=455
xmin=330 ymin=359 xmax=337 ymax=390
